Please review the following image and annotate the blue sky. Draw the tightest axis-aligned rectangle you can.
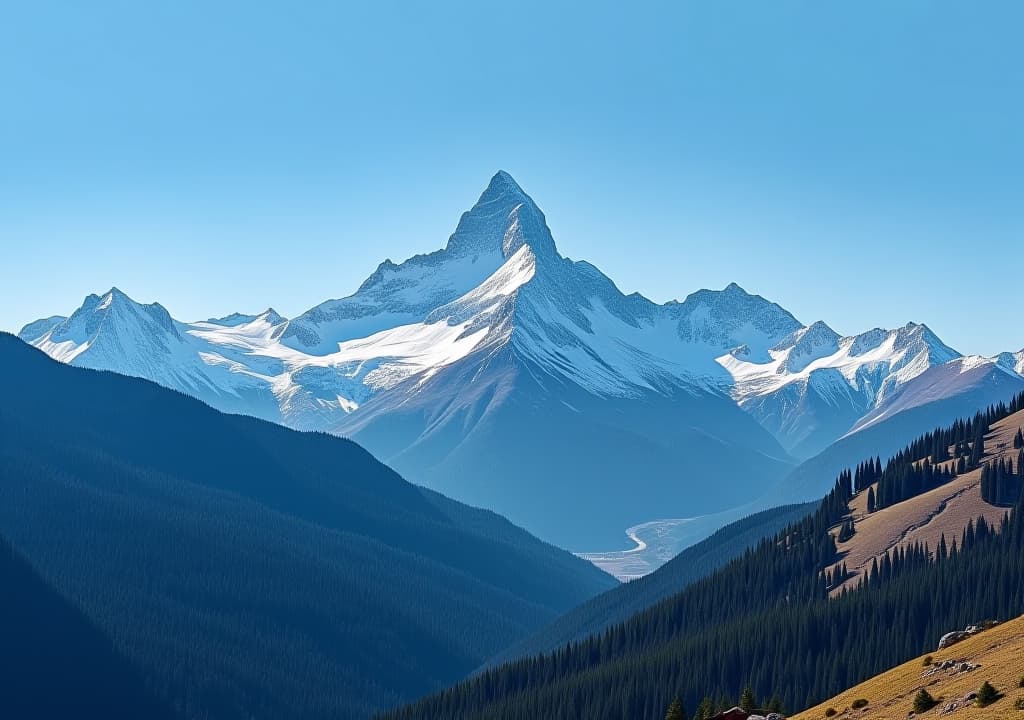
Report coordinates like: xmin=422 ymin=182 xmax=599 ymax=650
xmin=2 ymin=1 xmax=1021 ymax=355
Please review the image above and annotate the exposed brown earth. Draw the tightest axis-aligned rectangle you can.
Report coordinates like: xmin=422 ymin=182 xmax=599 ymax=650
xmin=827 ymin=410 xmax=1024 ymax=595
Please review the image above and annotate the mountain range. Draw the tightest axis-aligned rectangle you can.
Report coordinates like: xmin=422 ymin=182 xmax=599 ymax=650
xmin=19 ymin=171 xmax=1024 ymax=549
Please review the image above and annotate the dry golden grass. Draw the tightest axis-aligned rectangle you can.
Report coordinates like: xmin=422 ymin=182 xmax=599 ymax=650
xmin=828 ymin=410 xmax=1024 ymax=595
xmin=792 ymin=613 xmax=1024 ymax=720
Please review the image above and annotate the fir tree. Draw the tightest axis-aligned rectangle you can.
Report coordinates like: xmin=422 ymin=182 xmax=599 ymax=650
xmin=695 ymin=696 xmax=714 ymax=720
xmin=665 ymin=696 xmax=686 ymax=720
xmin=976 ymin=681 xmax=999 ymax=707
xmin=913 ymin=689 xmax=936 ymax=713
xmin=739 ymin=685 xmax=756 ymax=712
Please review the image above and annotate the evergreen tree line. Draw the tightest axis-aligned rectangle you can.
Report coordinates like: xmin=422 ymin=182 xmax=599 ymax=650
xmin=381 ymin=392 xmax=1024 ymax=720
xmin=869 ymin=392 xmax=1024 ymax=510
xmin=980 ymin=452 xmax=1024 ymax=507
xmin=852 ymin=457 xmax=883 ymax=493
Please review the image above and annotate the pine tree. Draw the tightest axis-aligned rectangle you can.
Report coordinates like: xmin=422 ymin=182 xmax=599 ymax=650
xmin=913 ymin=689 xmax=936 ymax=713
xmin=866 ymin=486 xmax=875 ymax=513
xmin=665 ymin=696 xmax=686 ymax=720
xmin=976 ymin=681 xmax=999 ymax=707
xmin=740 ymin=685 xmax=756 ymax=712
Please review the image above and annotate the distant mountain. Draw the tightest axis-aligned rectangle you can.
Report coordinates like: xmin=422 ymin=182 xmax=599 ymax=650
xmin=0 ymin=531 xmax=173 ymax=720
xmin=19 ymin=171 xmax=1023 ymax=549
xmin=720 ymin=321 xmax=961 ymax=459
xmin=0 ymin=334 xmax=614 ymax=720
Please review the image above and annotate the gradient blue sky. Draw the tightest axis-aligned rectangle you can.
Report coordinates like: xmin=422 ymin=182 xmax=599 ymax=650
xmin=2 ymin=1 xmax=1021 ymax=355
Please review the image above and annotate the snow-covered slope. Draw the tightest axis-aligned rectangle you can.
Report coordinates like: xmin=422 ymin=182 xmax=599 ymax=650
xmin=18 ymin=171 xmax=1024 ymax=549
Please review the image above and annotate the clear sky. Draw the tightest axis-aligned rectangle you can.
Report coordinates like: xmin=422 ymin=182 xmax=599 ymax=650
xmin=2 ymin=1 xmax=1021 ymax=355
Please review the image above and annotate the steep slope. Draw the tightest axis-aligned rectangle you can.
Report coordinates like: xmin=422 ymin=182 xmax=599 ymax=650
xmin=793 ymin=614 xmax=1024 ymax=720
xmin=0 ymin=334 xmax=615 ymax=720
xmin=0 ymin=531 xmax=174 ymax=720
xmin=275 ymin=170 xmax=531 ymax=353
xmin=825 ymin=408 xmax=1024 ymax=595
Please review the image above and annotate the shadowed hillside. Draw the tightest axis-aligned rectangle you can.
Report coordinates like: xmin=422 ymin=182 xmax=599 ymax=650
xmin=0 ymin=532 xmax=173 ymax=719
xmin=0 ymin=333 xmax=614 ymax=720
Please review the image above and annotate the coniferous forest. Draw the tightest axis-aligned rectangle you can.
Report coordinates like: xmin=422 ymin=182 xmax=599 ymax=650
xmin=383 ymin=393 xmax=1024 ymax=720
xmin=491 ymin=502 xmax=817 ymax=666
xmin=0 ymin=531 xmax=173 ymax=719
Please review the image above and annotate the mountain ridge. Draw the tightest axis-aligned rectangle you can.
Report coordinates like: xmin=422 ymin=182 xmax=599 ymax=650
xmin=17 ymin=171 xmax=1024 ymax=548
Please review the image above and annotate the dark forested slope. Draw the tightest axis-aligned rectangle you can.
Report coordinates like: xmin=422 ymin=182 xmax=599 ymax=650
xmin=0 ymin=334 xmax=615 ymax=720
xmin=0 ymin=531 xmax=173 ymax=719
xmin=488 ymin=502 xmax=816 ymax=667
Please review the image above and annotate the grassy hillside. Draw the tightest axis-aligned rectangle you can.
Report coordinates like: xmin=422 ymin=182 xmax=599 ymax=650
xmin=828 ymin=409 xmax=1024 ymax=594
xmin=0 ymin=334 xmax=615 ymax=719
xmin=793 ymin=614 xmax=1024 ymax=720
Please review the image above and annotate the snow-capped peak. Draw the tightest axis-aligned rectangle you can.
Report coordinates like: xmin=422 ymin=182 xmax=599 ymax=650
xmin=275 ymin=171 xmax=559 ymax=355
xmin=671 ymin=283 xmax=803 ymax=360
xmin=774 ymin=320 xmax=841 ymax=374
xmin=444 ymin=170 xmax=557 ymax=260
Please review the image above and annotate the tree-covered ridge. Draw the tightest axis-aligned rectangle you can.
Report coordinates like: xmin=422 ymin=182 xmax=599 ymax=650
xmin=382 ymin=391 xmax=1024 ymax=720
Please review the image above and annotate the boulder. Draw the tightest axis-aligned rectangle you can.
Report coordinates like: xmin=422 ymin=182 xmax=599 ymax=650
xmin=938 ymin=631 xmax=970 ymax=650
